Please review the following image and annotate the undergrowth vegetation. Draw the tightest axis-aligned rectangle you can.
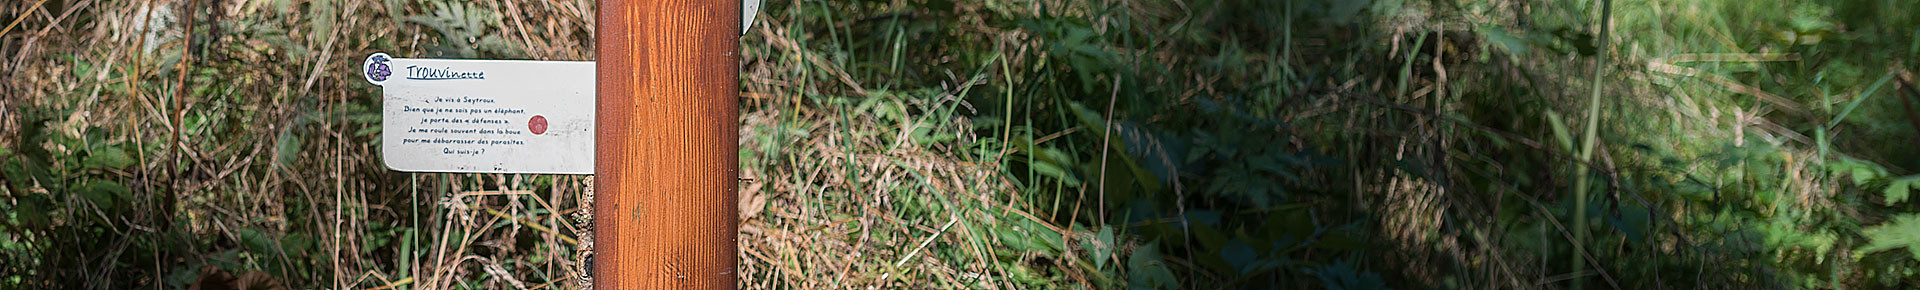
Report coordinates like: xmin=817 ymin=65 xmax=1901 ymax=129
xmin=5 ymin=0 xmax=1920 ymax=288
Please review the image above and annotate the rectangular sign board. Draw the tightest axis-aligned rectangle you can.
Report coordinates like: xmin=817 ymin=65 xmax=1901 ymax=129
xmin=366 ymin=54 xmax=595 ymax=174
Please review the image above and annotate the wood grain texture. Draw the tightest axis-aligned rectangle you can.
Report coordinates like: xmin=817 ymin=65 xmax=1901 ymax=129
xmin=594 ymin=0 xmax=739 ymax=288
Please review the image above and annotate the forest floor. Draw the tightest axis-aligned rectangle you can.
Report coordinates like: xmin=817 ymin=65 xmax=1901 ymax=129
xmin=7 ymin=0 xmax=1920 ymax=289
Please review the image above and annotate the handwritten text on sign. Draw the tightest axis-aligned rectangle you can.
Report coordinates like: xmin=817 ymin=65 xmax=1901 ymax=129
xmin=366 ymin=53 xmax=594 ymax=174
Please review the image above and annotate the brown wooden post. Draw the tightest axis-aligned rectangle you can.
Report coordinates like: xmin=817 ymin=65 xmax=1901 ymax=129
xmin=594 ymin=0 xmax=740 ymax=288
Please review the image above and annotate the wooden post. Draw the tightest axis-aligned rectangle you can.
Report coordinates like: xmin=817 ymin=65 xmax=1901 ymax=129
xmin=594 ymin=0 xmax=739 ymax=288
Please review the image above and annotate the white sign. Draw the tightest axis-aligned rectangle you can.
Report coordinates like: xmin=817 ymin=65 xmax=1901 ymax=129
xmin=744 ymin=0 xmax=760 ymax=35
xmin=365 ymin=53 xmax=595 ymax=174
xmin=365 ymin=5 xmax=754 ymax=174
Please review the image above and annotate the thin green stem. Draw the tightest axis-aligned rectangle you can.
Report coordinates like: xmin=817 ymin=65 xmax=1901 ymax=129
xmin=1571 ymin=0 xmax=1613 ymax=288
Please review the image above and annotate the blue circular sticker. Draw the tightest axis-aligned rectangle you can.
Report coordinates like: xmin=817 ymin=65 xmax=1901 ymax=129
xmin=364 ymin=52 xmax=392 ymax=86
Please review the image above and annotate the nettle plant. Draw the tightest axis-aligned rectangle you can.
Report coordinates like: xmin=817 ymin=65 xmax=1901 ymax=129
xmin=404 ymin=1 xmax=522 ymax=58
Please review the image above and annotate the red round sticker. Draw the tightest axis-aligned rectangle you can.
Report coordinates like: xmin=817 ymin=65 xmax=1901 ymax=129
xmin=528 ymin=115 xmax=548 ymax=135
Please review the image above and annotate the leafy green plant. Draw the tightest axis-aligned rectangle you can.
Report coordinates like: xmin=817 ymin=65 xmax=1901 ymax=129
xmin=1861 ymin=214 xmax=1920 ymax=260
xmin=405 ymin=1 xmax=521 ymax=58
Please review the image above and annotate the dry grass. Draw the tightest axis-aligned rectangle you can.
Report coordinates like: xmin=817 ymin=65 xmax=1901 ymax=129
xmin=728 ymin=1 xmax=1100 ymax=288
xmin=3 ymin=0 xmax=1084 ymax=288
xmin=2 ymin=0 xmax=594 ymax=288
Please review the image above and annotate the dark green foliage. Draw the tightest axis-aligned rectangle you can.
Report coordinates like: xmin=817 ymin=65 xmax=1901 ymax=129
xmin=978 ymin=0 xmax=1920 ymax=288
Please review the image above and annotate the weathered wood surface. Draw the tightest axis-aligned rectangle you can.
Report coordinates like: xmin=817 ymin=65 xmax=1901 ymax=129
xmin=594 ymin=0 xmax=740 ymax=288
